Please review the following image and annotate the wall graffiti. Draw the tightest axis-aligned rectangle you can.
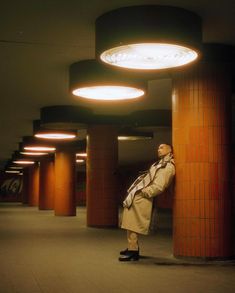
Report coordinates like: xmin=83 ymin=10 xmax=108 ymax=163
xmin=0 ymin=175 xmax=23 ymax=201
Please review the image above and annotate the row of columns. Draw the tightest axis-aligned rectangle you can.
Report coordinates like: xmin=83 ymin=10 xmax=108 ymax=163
xmin=22 ymin=127 xmax=119 ymax=225
xmin=21 ymin=44 xmax=234 ymax=259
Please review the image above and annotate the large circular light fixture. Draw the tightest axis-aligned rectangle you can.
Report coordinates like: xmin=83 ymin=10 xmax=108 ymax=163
xmin=73 ymin=85 xmax=144 ymax=101
xmin=100 ymin=43 xmax=198 ymax=70
xmin=33 ymin=120 xmax=77 ymax=140
xmin=96 ymin=5 xmax=202 ymax=71
xmin=20 ymin=152 xmax=49 ymax=156
xmin=13 ymin=160 xmax=35 ymax=165
xmin=69 ymin=59 xmax=147 ymax=100
xmin=35 ymin=132 xmax=76 ymax=140
xmin=24 ymin=146 xmax=56 ymax=152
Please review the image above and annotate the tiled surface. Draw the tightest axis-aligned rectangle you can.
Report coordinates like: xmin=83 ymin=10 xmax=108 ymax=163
xmin=87 ymin=125 xmax=118 ymax=227
xmin=0 ymin=203 xmax=235 ymax=293
xmin=172 ymin=62 xmax=232 ymax=257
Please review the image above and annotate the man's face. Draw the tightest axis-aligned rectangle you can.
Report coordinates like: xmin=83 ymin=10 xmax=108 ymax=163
xmin=157 ymin=144 xmax=171 ymax=159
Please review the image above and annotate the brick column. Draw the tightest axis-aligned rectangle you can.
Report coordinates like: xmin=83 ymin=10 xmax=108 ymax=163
xmin=54 ymin=146 xmax=76 ymax=216
xmin=28 ymin=163 xmax=39 ymax=206
xmin=86 ymin=125 xmax=118 ymax=227
xmin=39 ymin=158 xmax=55 ymax=210
xmin=172 ymin=44 xmax=233 ymax=259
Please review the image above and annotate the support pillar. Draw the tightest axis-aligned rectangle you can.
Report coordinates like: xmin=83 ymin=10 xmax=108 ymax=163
xmin=39 ymin=158 xmax=55 ymax=210
xmin=172 ymin=44 xmax=233 ymax=259
xmin=232 ymin=152 xmax=235 ymax=255
xmin=22 ymin=167 xmax=30 ymax=204
xmin=86 ymin=125 xmax=118 ymax=227
xmin=54 ymin=146 xmax=76 ymax=216
xmin=28 ymin=163 xmax=39 ymax=206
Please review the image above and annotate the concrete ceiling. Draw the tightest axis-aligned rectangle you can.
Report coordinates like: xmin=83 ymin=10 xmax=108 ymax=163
xmin=0 ymin=0 xmax=235 ymax=168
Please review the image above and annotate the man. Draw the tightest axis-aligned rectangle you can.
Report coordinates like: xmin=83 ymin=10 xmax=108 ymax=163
xmin=119 ymin=143 xmax=175 ymax=261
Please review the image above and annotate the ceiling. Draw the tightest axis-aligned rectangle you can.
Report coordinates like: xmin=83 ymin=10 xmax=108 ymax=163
xmin=0 ymin=0 xmax=235 ymax=168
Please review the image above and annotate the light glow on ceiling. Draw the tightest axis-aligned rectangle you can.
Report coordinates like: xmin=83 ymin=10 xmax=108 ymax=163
xmin=13 ymin=160 xmax=35 ymax=165
xmin=118 ymin=136 xmax=152 ymax=141
xmin=20 ymin=152 xmax=48 ymax=156
xmin=72 ymin=86 xmax=145 ymax=100
xmin=76 ymin=159 xmax=85 ymax=163
xmin=5 ymin=170 xmax=20 ymax=174
xmin=100 ymin=43 xmax=198 ymax=70
xmin=24 ymin=146 xmax=56 ymax=152
xmin=35 ymin=133 xmax=76 ymax=140
xmin=76 ymin=153 xmax=87 ymax=157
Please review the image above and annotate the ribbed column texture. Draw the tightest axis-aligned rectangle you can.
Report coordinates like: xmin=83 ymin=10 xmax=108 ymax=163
xmin=54 ymin=149 xmax=76 ymax=216
xmin=39 ymin=159 xmax=55 ymax=210
xmin=28 ymin=163 xmax=39 ymax=207
xmin=172 ymin=59 xmax=232 ymax=258
xmin=86 ymin=125 xmax=118 ymax=227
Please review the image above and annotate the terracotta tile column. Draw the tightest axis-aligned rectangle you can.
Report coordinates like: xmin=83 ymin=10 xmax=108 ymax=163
xmin=172 ymin=44 xmax=233 ymax=259
xmin=86 ymin=125 xmax=118 ymax=227
xmin=39 ymin=158 xmax=55 ymax=210
xmin=232 ymin=152 xmax=235 ymax=255
xmin=54 ymin=146 xmax=76 ymax=216
xmin=22 ymin=167 xmax=30 ymax=204
xmin=28 ymin=163 xmax=40 ymax=206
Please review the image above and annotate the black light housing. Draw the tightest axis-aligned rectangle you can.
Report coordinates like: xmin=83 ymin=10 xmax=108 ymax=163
xmin=96 ymin=5 xmax=202 ymax=71
xmin=69 ymin=59 xmax=147 ymax=100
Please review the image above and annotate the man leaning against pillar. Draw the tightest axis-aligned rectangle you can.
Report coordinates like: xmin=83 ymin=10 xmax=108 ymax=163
xmin=119 ymin=143 xmax=175 ymax=261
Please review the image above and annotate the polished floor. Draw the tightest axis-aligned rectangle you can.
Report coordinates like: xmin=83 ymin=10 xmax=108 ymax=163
xmin=0 ymin=203 xmax=235 ymax=293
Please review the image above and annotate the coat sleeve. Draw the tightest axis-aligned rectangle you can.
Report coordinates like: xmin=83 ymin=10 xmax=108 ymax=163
xmin=141 ymin=163 xmax=175 ymax=198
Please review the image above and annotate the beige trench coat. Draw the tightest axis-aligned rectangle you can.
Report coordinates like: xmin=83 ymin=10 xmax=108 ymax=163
xmin=121 ymin=161 xmax=175 ymax=235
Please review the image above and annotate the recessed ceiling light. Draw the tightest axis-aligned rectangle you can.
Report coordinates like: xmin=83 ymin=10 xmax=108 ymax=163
xmin=24 ymin=146 xmax=56 ymax=152
xmin=20 ymin=152 xmax=48 ymax=156
xmin=35 ymin=133 xmax=76 ymax=140
xmin=96 ymin=5 xmax=202 ymax=70
xmin=70 ymin=59 xmax=147 ymax=100
xmin=13 ymin=160 xmax=35 ymax=165
xmin=100 ymin=43 xmax=198 ymax=70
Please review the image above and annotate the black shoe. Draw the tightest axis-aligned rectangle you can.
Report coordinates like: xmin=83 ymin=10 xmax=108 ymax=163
xmin=120 ymin=248 xmax=140 ymax=255
xmin=118 ymin=250 xmax=139 ymax=262
xmin=120 ymin=248 xmax=129 ymax=255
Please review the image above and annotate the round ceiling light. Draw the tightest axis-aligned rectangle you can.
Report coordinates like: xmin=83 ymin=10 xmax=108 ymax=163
xmin=118 ymin=135 xmax=152 ymax=141
xmin=24 ymin=146 xmax=56 ymax=152
xmin=73 ymin=85 xmax=144 ymax=101
xmin=76 ymin=159 xmax=85 ymax=163
xmin=69 ymin=59 xmax=147 ymax=100
xmin=100 ymin=43 xmax=198 ymax=70
xmin=20 ymin=152 xmax=49 ymax=156
xmin=76 ymin=152 xmax=87 ymax=157
xmin=96 ymin=5 xmax=202 ymax=71
xmin=9 ymin=166 xmax=23 ymax=170
xmin=13 ymin=160 xmax=35 ymax=165
xmin=35 ymin=132 xmax=76 ymax=140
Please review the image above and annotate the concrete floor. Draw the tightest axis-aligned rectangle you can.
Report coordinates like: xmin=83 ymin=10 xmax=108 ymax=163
xmin=0 ymin=203 xmax=235 ymax=293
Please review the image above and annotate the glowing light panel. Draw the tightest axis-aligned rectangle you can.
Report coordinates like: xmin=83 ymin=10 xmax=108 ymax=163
xmin=76 ymin=159 xmax=85 ymax=163
xmin=101 ymin=43 xmax=198 ymax=70
xmin=73 ymin=86 xmax=144 ymax=100
xmin=24 ymin=146 xmax=56 ymax=152
xmin=76 ymin=153 xmax=87 ymax=157
xmin=20 ymin=152 xmax=48 ymax=156
xmin=118 ymin=136 xmax=152 ymax=141
xmin=13 ymin=160 xmax=35 ymax=165
xmin=5 ymin=170 xmax=20 ymax=174
xmin=35 ymin=133 xmax=76 ymax=140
